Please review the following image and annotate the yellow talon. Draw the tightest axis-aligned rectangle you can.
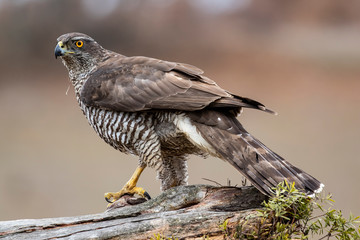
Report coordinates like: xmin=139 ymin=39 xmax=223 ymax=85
xmin=104 ymin=166 xmax=151 ymax=205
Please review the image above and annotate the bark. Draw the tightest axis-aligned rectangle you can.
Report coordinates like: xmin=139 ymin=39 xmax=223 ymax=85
xmin=0 ymin=185 xmax=267 ymax=240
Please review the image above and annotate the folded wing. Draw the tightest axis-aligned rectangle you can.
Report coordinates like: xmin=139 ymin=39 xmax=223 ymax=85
xmin=80 ymin=56 xmax=275 ymax=114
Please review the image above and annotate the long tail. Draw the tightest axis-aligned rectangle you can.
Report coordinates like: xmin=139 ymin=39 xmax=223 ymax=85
xmin=187 ymin=110 xmax=324 ymax=196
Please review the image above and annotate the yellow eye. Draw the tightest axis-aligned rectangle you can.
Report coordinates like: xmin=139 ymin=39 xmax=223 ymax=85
xmin=75 ymin=40 xmax=83 ymax=48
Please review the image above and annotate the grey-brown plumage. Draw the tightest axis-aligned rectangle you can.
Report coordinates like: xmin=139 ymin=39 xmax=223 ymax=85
xmin=55 ymin=32 xmax=323 ymax=197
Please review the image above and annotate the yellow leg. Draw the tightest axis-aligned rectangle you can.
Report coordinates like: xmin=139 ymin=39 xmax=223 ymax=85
xmin=104 ymin=166 xmax=150 ymax=204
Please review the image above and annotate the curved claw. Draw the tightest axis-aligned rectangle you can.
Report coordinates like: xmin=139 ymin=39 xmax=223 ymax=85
xmin=144 ymin=191 xmax=151 ymax=200
xmin=104 ymin=192 xmax=118 ymax=204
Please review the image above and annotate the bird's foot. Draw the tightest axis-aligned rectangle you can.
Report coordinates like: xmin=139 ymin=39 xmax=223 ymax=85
xmin=104 ymin=165 xmax=150 ymax=207
xmin=104 ymin=185 xmax=151 ymax=204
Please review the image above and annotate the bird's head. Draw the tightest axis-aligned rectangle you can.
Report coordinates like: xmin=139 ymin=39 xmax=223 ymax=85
xmin=55 ymin=32 xmax=107 ymax=74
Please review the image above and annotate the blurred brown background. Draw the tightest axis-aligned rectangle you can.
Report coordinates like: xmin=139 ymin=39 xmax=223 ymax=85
xmin=0 ymin=0 xmax=359 ymax=221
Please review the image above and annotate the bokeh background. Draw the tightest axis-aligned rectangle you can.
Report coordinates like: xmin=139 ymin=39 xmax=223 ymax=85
xmin=0 ymin=0 xmax=359 ymax=221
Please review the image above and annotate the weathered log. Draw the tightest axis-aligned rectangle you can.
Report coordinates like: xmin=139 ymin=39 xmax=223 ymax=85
xmin=0 ymin=185 xmax=267 ymax=240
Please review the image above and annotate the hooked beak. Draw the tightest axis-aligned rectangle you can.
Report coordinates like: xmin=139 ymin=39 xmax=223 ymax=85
xmin=55 ymin=41 xmax=74 ymax=59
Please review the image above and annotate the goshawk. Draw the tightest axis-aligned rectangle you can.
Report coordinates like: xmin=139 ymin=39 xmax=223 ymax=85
xmin=55 ymin=32 xmax=323 ymax=203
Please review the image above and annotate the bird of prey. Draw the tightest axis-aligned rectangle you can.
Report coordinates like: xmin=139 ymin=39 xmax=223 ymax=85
xmin=55 ymin=32 xmax=323 ymax=203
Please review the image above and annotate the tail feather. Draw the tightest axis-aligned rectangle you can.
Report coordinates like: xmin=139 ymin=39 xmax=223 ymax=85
xmin=188 ymin=110 xmax=324 ymax=196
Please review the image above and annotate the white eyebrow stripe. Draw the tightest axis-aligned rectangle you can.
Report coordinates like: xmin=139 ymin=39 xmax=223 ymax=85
xmin=71 ymin=36 xmax=94 ymax=41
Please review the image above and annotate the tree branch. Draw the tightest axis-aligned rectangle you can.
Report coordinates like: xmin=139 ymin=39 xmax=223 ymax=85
xmin=0 ymin=185 xmax=267 ymax=240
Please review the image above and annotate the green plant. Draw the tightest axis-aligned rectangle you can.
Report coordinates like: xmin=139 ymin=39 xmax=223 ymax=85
xmin=226 ymin=181 xmax=360 ymax=239
xmin=220 ymin=219 xmax=231 ymax=237
xmin=151 ymin=233 xmax=179 ymax=240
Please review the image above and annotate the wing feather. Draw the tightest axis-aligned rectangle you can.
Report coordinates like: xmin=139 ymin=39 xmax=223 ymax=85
xmin=80 ymin=55 xmax=274 ymax=113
